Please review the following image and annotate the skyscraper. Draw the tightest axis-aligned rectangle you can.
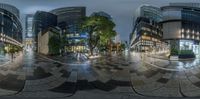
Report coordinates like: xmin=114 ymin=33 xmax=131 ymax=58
xmin=25 ymin=14 xmax=34 ymax=38
xmin=50 ymin=7 xmax=86 ymax=52
xmin=130 ymin=5 xmax=164 ymax=52
xmin=25 ymin=14 xmax=34 ymax=49
xmin=32 ymin=11 xmax=57 ymax=51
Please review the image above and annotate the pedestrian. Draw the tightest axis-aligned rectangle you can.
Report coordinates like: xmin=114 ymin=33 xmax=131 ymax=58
xmin=11 ymin=53 xmax=14 ymax=62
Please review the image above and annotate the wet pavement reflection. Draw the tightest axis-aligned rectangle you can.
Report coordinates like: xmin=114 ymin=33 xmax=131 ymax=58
xmin=1 ymin=51 xmax=200 ymax=98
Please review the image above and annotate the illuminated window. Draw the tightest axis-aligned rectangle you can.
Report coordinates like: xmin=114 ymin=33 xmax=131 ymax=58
xmin=187 ymin=35 xmax=190 ymax=39
xmin=182 ymin=34 xmax=184 ymax=38
xmin=187 ymin=29 xmax=190 ymax=33
xmin=181 ymin=29 xmax=184 ymax=33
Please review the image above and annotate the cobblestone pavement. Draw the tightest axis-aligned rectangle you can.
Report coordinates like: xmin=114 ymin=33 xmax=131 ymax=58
xmin=1 ymin=51 xmax=200 ymax=98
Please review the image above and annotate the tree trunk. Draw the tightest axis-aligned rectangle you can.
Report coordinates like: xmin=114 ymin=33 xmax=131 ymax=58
xmin=90 ymin=47 xmax=93 ymax=56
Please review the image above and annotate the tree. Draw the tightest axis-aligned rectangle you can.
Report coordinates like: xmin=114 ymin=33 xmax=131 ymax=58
xmin=5 ymin=44 xmax=22 ymax=62
xmin=60 ymin=35 xmax=67 ymax=54
xmin=81 ymin=16 xmax=116 ymax=56
xmin=99 ymin=30 xmax=117 ymax=52
xmin=120 ymin=43 xmax=126 ymax=51
xmin=170 ymin=48 xmax=179 ymax=56
xmin=48 ymin=34 xmax=61 ymax=55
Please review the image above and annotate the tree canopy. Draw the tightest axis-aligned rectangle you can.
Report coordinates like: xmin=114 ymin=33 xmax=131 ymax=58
xmin=81 ymin=16 xmax=116 ymax=55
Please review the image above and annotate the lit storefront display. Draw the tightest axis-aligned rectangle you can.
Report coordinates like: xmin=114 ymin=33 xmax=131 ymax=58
xmin=161 ymin=3 xmax=200 ymax=56
xmin=180 ymin=40 xmax=199 ymax=54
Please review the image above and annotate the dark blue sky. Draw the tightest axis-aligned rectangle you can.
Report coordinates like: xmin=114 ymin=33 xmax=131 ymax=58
xmin=1 ymin=0 xmax=200 ymax=41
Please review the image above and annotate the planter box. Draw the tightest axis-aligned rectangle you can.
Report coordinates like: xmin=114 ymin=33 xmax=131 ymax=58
xmin=170 ymin=56 xmax=179 ymax=60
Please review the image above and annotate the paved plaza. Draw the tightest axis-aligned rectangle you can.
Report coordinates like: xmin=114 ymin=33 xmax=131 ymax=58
xmin=0 ymin=51 xmax=200 ymax=98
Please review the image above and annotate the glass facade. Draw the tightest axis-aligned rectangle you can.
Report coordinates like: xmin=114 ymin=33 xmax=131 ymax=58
xmin=140 ymin=6 xmax=163 ymax=22
xmin=25 ymin=14 xmax=34 ymax=50
xmin=91 ymin=11 xmax=112 ymax=20
xmin=0 ymin=3 xmax=20 ymax=18
xmin=161 ymin=3 xmax=200 ymax=55
xmin=181 ymin=9 xmax=200 ymax=41
xmin=25 ymin=14 xmax=34 ymax=38
xmin=50 ymin=7 xmax=87 ymax=52
xmin=180 ymin=40 xmax=199 ymax=54
xmin=130 ymin=5 xmax=166 ymax=52
xmin=0 ymin=4 xmax=22 ymax=48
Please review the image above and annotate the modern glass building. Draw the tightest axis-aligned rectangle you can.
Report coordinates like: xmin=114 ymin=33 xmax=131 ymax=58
xmin=91 ymin=11 xmax=112 ymax=20
xmin=0 ymin=3 xmax=20 ymax=18
xmin=50 ymin=7 xmax=87 ymax=52
xmin=130 ymin=5 xmax=166 ymax=52
xmin=0 ymin=3 xmax=23 ymax=50
xmin=25 ymin=14 xmax=34 ymax=50
xmin=25 ymin=14 xmax=34 ymax=38
xmin=161 ymin=3 xmax=200 ymax=55
xmin=32 ymin=11 xmax=57 ymax=51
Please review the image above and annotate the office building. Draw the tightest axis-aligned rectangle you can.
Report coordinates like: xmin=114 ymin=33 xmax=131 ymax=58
xmin=130 ymin=5 xmax=166 ymax=52
xmin=25 ymin=14 xmax=34 ymax=50
xmin=32 ymin=11 xmax=57 ymax=51
xmin=161 ymin=3 xmax=200 ymax=55
xmin=0 ymin=3 xmax=23 ymax=52
xmin=38 ymin=27 xmax=61 ymax=55
xmin=50 ymin=7 xmax=87 ymax=52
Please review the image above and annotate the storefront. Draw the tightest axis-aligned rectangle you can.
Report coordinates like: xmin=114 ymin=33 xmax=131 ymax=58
xmin=180 ymin=40 xmax=199 ymax=55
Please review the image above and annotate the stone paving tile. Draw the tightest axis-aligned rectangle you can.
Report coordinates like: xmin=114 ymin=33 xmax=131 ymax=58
xmin=110 ymin=86 xmax=133 ymax=93
xmin=193 ymin=81 xmax=200 ymax=88
xmin=134 ymin=81 xmax=164 ymax=92
xmin=148 ymin=87 xmax=182 ymax=97
xmin=25 ymin=80 xmax=40 ymax=86
xmin=17 ymin=91 xmax=70 ymax=98
xmin=67 ymin=71 xmax=78 ymax=82
xmin=188 ymin=76 xmax=200 ymax=83
xmin=157 ymin=78 xmax=169 ymax=84
xmin=26 ymin=67 xmax=52 ymax=80
xmin=0 ymin=90 xmax=17 ymax=96
xmin=143 ymin=70 xmax=159 ymax=78
xmin=180 ymin=79 xmax=200 ymax=92
xmin=145 ymin=72 xmax=163 ymax=83
xmin=47 ymin=77 xmax=67 ymax=88
xmin=191 ymin=69 xmax=200 ymax=75
xmin=17 ymin=75 xmax=26 ymax=80
xmin=195 ymin=72 xmax=200 ymax=79
xmin=162 ymin=73 xmax=173 ymax=79
xmin=60 ymin=70 xmax=70 ymax=78
xmin=111 ymin=70 xmax=130 ymax=81
xmin=182 ymin=89 xmax=200 ymax=97
xmin=89 ymin=80 xmax=116 ymax=91
xmin=0 ymin=74 xmax=25 ymax=91
xmin=164 ymin=79 xmax=179 ymax=88
xmin=50 ymin=81 xmax=76 ymax=93
xmin=131 ymin=80 xmax=145 ymax=86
